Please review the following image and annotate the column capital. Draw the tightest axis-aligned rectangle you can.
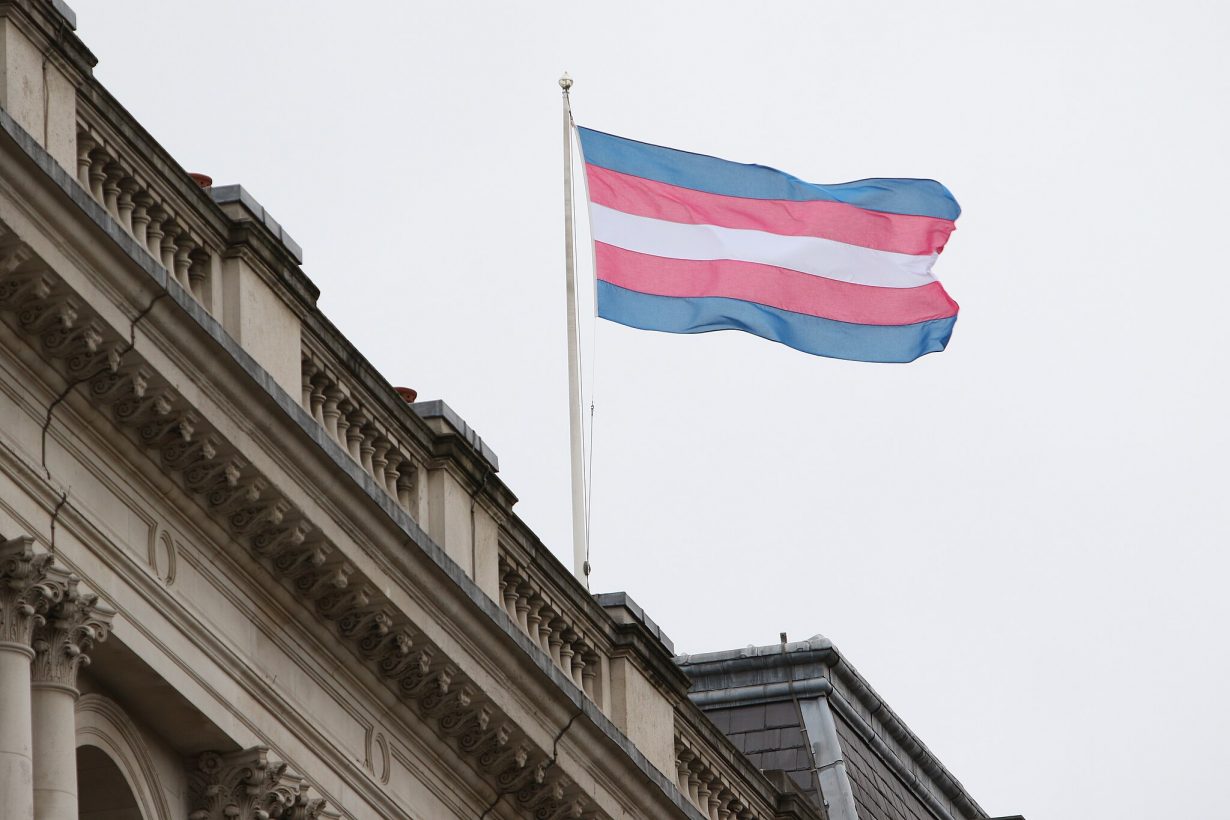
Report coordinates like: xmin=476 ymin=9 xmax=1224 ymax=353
xmin=188 ymin=747 xmax=337 ymax=819
xmin=0 ymin=536 xmax=62 ymax=653
xmin=30 ymin=567 xmax=114 ymax=691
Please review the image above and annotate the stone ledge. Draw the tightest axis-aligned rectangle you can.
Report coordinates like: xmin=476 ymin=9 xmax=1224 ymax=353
xmin=594 ymin=591 xmax=673 ymax=654
xmin=410 ymin=399 xmax=499 ymax=471
xmin=210 ymin=184 xmax=304 ymax=265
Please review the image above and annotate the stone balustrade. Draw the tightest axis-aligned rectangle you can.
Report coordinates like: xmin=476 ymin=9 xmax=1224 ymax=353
xmin=675 ymin=729 xmax=770 ymax=820
xmin=498 ymin=552 xmax=606 ymax=705
xmin=300 ymin=347 xmax=425 ymax=521
xmin=75 ymin=124 xmax=217 ymax=308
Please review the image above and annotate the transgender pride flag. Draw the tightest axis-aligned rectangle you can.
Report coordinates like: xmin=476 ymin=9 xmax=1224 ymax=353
xmin=576 ymin=127 xmax=961 ymax=363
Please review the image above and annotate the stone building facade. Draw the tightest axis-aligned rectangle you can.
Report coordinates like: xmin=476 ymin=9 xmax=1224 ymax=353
xmin=0 ymin=2 xmax=1016 ymax=818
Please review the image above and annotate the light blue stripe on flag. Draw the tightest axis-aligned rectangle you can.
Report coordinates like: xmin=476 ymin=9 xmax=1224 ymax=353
xmin=597 ymin=281 xmax=957 ymax=363
xmin=577 ymin=127 xmax=960 ymax=220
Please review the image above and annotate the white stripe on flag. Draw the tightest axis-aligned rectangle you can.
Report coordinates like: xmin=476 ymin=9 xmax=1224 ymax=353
xmin=589 ymin=203 xmax=939 ymax=289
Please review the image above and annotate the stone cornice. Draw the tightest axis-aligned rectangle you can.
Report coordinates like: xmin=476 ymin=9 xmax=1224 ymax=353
xmin=0 ymin=104 xmax=711 ymax=820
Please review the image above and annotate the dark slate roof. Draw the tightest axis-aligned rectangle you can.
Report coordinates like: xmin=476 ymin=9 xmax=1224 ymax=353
xmin=834 ymin=707 xmax=947 ymax=820
xmin=704 ymin=700 xmax=822 ymax=808
xmin=677 ymin=636 xmax=993 ymax=820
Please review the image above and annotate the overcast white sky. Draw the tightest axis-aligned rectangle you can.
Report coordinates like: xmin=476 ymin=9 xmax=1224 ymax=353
xmin=73 ymin=2 xmax=1228 ymax=818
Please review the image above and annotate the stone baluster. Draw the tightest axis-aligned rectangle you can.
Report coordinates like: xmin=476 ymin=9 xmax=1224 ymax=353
xmin=117 ymin=178 xmax=138 ymax=234
xmin=547 ymin=616 xmax=566 ymax=668
xmin=87 ymin=147 xmax=108 ymax=201
xmin=188 ymin=249 xmax=211 ymax=304
xmin=359 ymin=424 xmax=377 ymax=474
xmin=513 ymin=582 xmax=532 ymax=633
xmin=308 ymin=373 xmax=327 ymax=425
xmin=144 ymin=205 xmax=165 ymax=261
xmin=534 ymin=604 xmax=554 ymax=654
xmin=322 ymin=386 xmax=344 ymax=443
xmin=102 ymin=162 xmax=123 ymax=218
xmin=500 ymin=568 xmax=520 ymax=620
xmin=371 ymin=438 xmax=391 ymax=487
xmin=130 ymin=192 xmax=152 ymax=247
xmin=696 ymin=771 xmax=714 ymax=820
xmin=568 ymin=638 xmax=586 ymax=689
xmin=708 ymin=774 xmax=728 ymax=820
xmin=716 ymin=788 xmax=735 ymax=820
xmin=676 ymin=747 xmax=695 ymax=799
xmin=172 ymin=238 xmax=193 ymax=291
xmin=75 ymin=134 xmax=95 ymax=190
xmin=344 ymin=408 xmax=366 ymax=462
xmin=686 ymin=758 xmax=703 ymax=807
xmin=384 ymin=451 xmax=402 ymax=498
xmin=526 ymin=597 xmax=544 ymax=649
xmin=30 ymin=567 xmax=114 ymax=820
xmin=558 ymin=629 xmax=576 ymax=678
xmin=300 ymin=358 xmax=318 ymax=411
xmin=160 ymin=221 xmax=181 ymax=278
xmin=0 ymin=537 xmax=61 ymax=820
xmin=497 ymin=561 xmax=511 ymax=599
xmin=396 ymin=469 xmax=416 ymax=512
xmin=333 ymin=402 xmax=352 ymax=453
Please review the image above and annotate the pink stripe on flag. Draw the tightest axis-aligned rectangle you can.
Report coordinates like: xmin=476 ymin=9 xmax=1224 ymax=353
xmin=594 ymin=242 xmax=959 ymax=326
xmin=586 ymin=164 xmax=956 ymax=256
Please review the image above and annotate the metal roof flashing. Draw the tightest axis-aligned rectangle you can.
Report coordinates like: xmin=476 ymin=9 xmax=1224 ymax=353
xmin=675 ymin=634 xmax=834 ymax=667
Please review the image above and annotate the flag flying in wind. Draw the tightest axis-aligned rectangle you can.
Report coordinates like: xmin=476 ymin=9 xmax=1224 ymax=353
xmin=576 ymin=127 xmax=962 ymax=363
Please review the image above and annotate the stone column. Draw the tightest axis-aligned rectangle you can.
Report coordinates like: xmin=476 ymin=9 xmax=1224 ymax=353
xmin=30 ymin=568 xmax=114 ymax=820
xmin=0 ymin=537 xmax=62 ymax=820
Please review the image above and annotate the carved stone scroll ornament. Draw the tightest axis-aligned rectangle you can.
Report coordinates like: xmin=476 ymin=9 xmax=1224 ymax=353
xmin=188 ymin=747 xmax=337 ymax=820
xmin=0 ymin=536 xmax=64 ymax=651
xmin=29 ymin=567 xmax=115 ymax=689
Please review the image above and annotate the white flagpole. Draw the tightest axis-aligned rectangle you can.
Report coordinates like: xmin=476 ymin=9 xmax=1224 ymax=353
xmin=560 ymin=73 xmax=588 ymax=586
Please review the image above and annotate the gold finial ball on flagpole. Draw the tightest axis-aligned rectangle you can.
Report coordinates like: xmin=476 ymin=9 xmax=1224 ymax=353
xmin=559 ymin=72 xmax=573 ymax=91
